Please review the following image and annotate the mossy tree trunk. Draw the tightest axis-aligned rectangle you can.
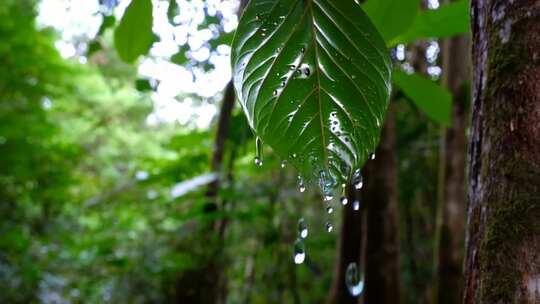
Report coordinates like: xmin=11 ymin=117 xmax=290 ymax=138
xmin=463 ymin=1 xmax=540 ymax=302
xmin=434 ymin=21 xmax=470 ymax=304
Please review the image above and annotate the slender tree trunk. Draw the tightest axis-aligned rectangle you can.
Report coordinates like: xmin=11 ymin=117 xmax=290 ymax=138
xmin=175 ymin=82 xmax=236 ymax=304
xmin=434 ymin=26 xmax=470 ymax=304
xmin=327 ymin=104 xmax=399 ymax=304
xmin=327 ymin=184 xmax=366 ymax=304
xmin=364 ymin=104 xmax=400 ymax=304
xmin=463 ymin=1 xmax=540 ymax=303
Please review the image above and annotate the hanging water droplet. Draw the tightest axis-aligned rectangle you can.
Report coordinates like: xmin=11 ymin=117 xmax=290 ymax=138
xmin=353 ymin=200 xmax=360 ymax=211
xmin=291 ymin=153 xmax=297 ymax=159
xmin=298 ymin=176 xmax=306 ymax=193
xmin=293 ymin=239 xmax=306 ymax=264
xmin=298 ymin=218 xmax=308 ymax=239
xmin=324 ymin=194 xmax=334 ymax=201
xmin=255 ymin=137 xmax=263 ymax=167
xmin=281 ymin=160 xmax=287 ymax=168
xmin=326 ymin=206 xmax=334 ymax=214
xmin=370 ymin=153 xmax=376 ymax=160
xmin=301 ymin=47 xmax=306 ymax=53
xmin=340 ymin=197 xmax=349 ymax=206
xmin=345 ymin=262 xmax=364 ymax=296
xmin=353 ymin=170 xmax=363 ymax=190
xmin=255 ymin=14 xmax=261 ymax=20
xmin=273 ymin=89 xmax=278 ymax=96
xmin=325 ymin=222 xmax=334 ymax=232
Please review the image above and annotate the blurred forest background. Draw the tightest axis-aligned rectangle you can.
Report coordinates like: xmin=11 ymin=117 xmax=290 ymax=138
xmin=0 ymin=0 xmax=473 ymax=303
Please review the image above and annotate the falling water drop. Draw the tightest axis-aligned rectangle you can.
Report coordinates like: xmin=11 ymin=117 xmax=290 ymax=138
xmin=345 ymin=262 xmax=364 ymax=297
xmin=298 ymin=176 xmax=306 ymax=193
xmin=340 ymin=197 xmax=349 ymax=206
xmin=352 ymin=200 xmax=360 ymax=211
xmin=326 ymin=206 xmax=334 ymax=214
xmin=255 ymin=137 xmax=263 ymax=166
xmin=293 ymin=239 xmax=306 ymax=264
xmin=325 ymin=222 xmax=334 ymax=232
xmin=353 ymin=170 xmax=363 ymax=190
xmin=298 ymin=218 xmax=308 ymax=239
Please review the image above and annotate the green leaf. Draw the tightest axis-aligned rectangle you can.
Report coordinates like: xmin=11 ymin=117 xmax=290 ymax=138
xmin=392 ymin=69 xmax=452 ymax=125
xmin=97 ymin=15 xmax=116 ymax=37
xmin=114 ymin=0 xmax=154 ymax=63
xmin=391 ymin=0 xmax=470 ymax=46
xmin=362 ymin=0 xmax=420 ymax=43
xmin=135 ymin=78 xmax=153 ymax=92
xmin=231 ymin=0 xmax=392 ymax=188
xmin=167 ymin=0 xmax=179 ymax=25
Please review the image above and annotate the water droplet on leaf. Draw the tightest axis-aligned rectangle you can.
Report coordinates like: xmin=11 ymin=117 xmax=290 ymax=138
xmin=353 ymin=170 xmax=363 ymax=190
xmin=255 ymin=137 xmax=263 ymax=166
xmin=326 ymin=206 xmax=334 ymax=214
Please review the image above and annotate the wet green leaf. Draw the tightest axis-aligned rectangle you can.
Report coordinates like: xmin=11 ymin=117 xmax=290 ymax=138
xmin=231 ymin=0 xmax=392 ymax=187
xmin=362 ymin=0 xmax=420 ymax=43
xmin=393 ymin=69 xmax=452 ymax=125
xmin=391 ymin=0 xmax=470 ymax=46
xmin=114 ymin=0 xmax=154 ymax=63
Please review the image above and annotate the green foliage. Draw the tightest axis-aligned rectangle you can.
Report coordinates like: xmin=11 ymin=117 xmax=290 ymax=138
xmin=363 ymin=0 xmax=420 ymax=43
xmin=114 ymin=0 xmax=155 ymax=63
xmin=393 ymin=70 xmax=452 ymax=125
xmin=391 ymin=0 xmax=470 ymax=45
xmin=231 ymin=0 xmax=392 ymax=187
xmin=0 ymin=0 xmax=474 ymax=302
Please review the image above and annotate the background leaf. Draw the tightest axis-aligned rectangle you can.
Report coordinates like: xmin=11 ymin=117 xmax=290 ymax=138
xmin=231 ymin=0 xmax=392 ymax=188
xmin=362 ymin=0 xmax=421 ymax=43
xmin=114 ymin=0 xmax=154 ymax=63
xmin=393 ymin=69 xmax=452 ymax=125
xmin=390 ymin=0 xmax=470 ymax=46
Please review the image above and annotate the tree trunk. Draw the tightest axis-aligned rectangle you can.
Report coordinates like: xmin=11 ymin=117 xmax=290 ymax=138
xmin=327 ymin=104 xmax=399 ymax=304
xmin=434 ymin=25 xmax=470 ymax=304
xmin=364 ymin=104 xmax=400 ymax=304
xmin=463 ymin=1 xmax=540 ymax=303
xmin=327 ymin=183 xmax=366 ymax=304
xmin=175 ymin=82 xmax=236 ymax=304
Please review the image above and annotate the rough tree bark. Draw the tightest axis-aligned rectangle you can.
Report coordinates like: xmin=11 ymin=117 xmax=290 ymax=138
xmin=434 ymin=24 xmax=470 ymax=304
xmin=463 ymin=1 xmax=540 ymax=303
xmin=327 ymin=105 xmax=399 ymax=304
